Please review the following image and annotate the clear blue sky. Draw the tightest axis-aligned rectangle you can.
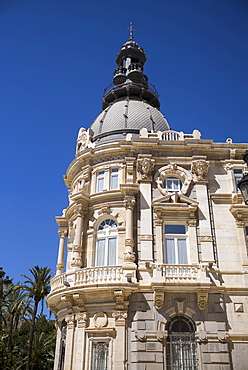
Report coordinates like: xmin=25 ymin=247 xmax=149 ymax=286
xmin=1 ymin=0 xmax=248 ymax=287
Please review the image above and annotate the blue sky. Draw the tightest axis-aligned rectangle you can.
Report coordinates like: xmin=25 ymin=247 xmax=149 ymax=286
xmin=1 ymin=0 xmax=248 ymax=289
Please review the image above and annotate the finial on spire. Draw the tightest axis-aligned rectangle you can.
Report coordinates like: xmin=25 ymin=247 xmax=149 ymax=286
xmin=128 ymin=22 xmax=134 ymax=40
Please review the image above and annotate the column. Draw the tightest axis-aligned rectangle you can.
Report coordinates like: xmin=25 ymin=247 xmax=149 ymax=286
xmin=137 ymin=156 xmax=155 ymax=263
xmin=56 ymin=228 xmax=68 ymax=275
xmin=191 ymin=158 xmax=215 ymax=262
xmin=70 ymin=206 xmax=87 ymax=269
xmin=73 ymin=313 xmax=88 ymax=370
xmin=124 ymin=196 xmax=136 ymax=265
xmin=112 ymin=311 xmax=127 ymax=369
xmin=64 ymin=314 xmax=76 ymax=370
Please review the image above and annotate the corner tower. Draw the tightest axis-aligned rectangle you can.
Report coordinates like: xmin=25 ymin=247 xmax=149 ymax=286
xmin=48 ymin=28 xmax=248 ymax=370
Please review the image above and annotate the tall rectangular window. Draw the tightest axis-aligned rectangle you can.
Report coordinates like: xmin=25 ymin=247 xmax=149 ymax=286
xmin=97 ymin=171 xmax=105 ymax=192
xmin=164 ymin=225 xmax=188 ymax=264
xmin=110 ymin=169 xmax=119 ymax=189
xmin=92 ymin=342 xmax=109 ymax=370
xmin=234 ymin=169 xmax=243 ymax=192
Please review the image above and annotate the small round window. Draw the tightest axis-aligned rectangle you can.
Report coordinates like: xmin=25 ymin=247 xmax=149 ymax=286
xmin=163 ymin=177 xmax=182 ymax=193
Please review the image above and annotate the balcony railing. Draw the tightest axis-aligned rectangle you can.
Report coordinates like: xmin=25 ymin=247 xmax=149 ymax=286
xmin=50 ymin=266 xmax=123 ymax=293
xmin=103 ymin=79 xmax=158 ymax=100
xmin=152 ymin=264 xmax=200 ymax=282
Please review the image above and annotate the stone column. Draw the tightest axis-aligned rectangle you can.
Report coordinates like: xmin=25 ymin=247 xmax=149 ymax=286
xmin=64 ymin=314 xmax=76 ymax=370
xmin=191 ymin=158 xmax=215 ymax=262
xmin=124 ymin=196 xmax=136 ymax=265
xmin=137 ymin=156 xmax=155 ymax=263
xmin=70 ymin=206 xmax=87 ymax=269
xmin=73 ymin=313 xmax=88 ymax=370
xmin=187 ymin=219 xmax=198 ymax=263
xmin=56 ymin=228 xmax=68 ymax=275
xmin=112 ymin=311 xmax=127 ymax=369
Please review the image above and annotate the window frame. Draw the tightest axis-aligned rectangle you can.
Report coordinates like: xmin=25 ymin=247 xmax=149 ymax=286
xmin=233 ymin=168 xmax=243 ymax=193
xmin=164 ymin=224 xmax=189 ymax=265
xmin=163 ymin=176 xmax=183 ymax=193
xmin=95 ymin=219 xmax=118 ymax=267
xmin=95 ymin=168 xmax=120 ymax=193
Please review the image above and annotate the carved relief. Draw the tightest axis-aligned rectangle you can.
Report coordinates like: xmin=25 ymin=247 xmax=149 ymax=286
xmin=124 ymin=196 xmax=135 ymax=210
xmin=187 ymin=219 xmax=197 ymax=227
xmin=154 ymin=292 xmax=164 ymax=310
xmin=191 ymin=159 xmax=210 ymax=181
xmin=137 ymin=157 xmax=155 ymax=181
xmin=200 ymin=235 xmax=213 ymax=242
xmin=70 ymin=257 xmax=82 ymax=268
xmin=73 ymin=206 xmax=88 ymax=219
xmin=112 ymin=311 xmax=127 ymax=321
xmin=73 ymin=293 xmax=84 ymax=312
xmin=75 ymin=312 xmax=88 ymax=328
xmin=93 ymin=312 xmax=108 ymax=328
xmin=76 ymin=127 xmax=93 ymax=153
xmin=114 ymin=290 xmax=124 ymax=310
xmin=65 ymin=314 xmax=75 ymax=329
xmin=197 ymin=289 xmax=209 ymax=310
xmin=140 ymin=234 xmax=153 ymax=241
xmin=61 ymin=295 xmax=74 ymax=314
xmin=124 ymin=251 xmax=135 ymax=263
xmin=58 ymin=228 xmax=68 ymax=239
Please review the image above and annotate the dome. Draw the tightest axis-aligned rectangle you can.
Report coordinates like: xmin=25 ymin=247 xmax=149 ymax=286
xmin=90 ymin=98 xmax=170 ymax=142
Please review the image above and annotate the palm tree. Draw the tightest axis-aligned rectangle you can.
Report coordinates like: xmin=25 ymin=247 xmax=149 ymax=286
xmin=21 ymin=266 xmax=53 ymax=370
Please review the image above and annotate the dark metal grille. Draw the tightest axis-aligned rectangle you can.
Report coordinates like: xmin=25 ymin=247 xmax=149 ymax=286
xmin=166 ymin=333 xmax=198 ymax=370
xmin=92 ymin=342 xmax=109 ymax=370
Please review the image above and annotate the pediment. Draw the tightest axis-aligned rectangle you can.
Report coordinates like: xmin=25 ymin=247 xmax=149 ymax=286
xmin=152 ymin=193 xmax=198 ymax=219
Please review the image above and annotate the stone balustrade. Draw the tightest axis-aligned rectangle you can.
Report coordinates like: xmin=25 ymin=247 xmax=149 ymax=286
xmin=152 ymin=264 xmax=201 ymax=283
xmin=50 ymin=266 xmax=123 ymax=293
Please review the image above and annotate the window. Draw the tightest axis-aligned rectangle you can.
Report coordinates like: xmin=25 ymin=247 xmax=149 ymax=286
xmin=92 ymin=342 xmax=109 ymax=370
xmin=96 ymin=169 xmax=119 ymax=192
xmin=164 ymin=225 xmax=188 ymax=264
xmin=97 ymin=171 xmax=105 ymax=192
xmin=110 ymin=169 xmax=119 ymax=189
xmin=163 ymin=177 xmax=182 ymax=193
xmin=234 ymin=169 xmax=243 ymax=192
xmin=96 ymin=220 xmax=117 ymax=266
xmin=166 ymin=316 xmax=197 ymax=370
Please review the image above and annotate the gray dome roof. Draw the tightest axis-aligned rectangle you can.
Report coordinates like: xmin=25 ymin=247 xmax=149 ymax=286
xmin=90 ymin=98 xmax=170 ymax=142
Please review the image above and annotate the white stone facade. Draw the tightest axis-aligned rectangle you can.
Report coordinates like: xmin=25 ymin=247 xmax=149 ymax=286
xmin=47 ymin=34 xmax=248 ymax=370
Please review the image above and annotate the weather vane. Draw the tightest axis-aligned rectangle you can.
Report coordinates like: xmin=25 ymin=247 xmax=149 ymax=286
xmin=128 ymin=22 xmax=135 ymax=40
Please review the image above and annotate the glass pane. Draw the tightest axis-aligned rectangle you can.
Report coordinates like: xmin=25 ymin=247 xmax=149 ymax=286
xmin=96 ymin=239 xmax=105 ymax=266
xmin=166 ymin=239 xmax=176 ymax=264
xmin=107 ymin=238 xmax=116 ymax=265
xmin=92 ymin=342 xmax=108 ymax=370
xmin=178 ymin=239 xmax=188 ymax=264
xmin=110 ymin=175 xmax=118 ymax=189
xmin=165 ymin=225 xmax=186 ymax=235
xmin=234 ymin=169 xmax=243 ymax=174
xmin=97 ymin=177 xmax=104 ymax=192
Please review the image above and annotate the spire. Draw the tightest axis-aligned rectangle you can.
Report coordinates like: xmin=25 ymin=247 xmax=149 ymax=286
xmin=102 ymin=26 xmax=160 ymax=110
xmin=128 ymin=22 xmax=134 ymax=40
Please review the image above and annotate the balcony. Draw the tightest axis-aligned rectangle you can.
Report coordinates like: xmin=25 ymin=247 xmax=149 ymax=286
xmin=50 ymin=266 xmax=124 ymax=293
xmin=151 ymin=264 xmax=211 ymax=290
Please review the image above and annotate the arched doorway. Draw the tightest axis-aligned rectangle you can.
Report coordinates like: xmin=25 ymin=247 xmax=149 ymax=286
xmin=166 ymin=315 xmax=197 ymax=370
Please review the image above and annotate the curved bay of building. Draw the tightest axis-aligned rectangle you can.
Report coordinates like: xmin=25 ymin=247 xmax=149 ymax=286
xmin=47 ymin=32 xmax=248 ymax=370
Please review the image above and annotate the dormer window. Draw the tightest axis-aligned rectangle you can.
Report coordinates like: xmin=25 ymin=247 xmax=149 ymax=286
xmin=163 ymin=177 xmax=182 ymax=193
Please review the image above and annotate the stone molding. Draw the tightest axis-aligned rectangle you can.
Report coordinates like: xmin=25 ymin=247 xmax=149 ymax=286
xmin=65 ymin=314 xmax=75 ymax=329
xmin=140 ymin=234 xmax=153 ymax=241
xmin=75 ymin=312 xmax=88 ymax=328
xmin=112 ymin=311 xmax=127 ymax=321
xmin=61 ymin=295 xmax=74 ymax=314
xmin=93 ymin=312 xmax=108 ymax=329
xmin=155 ymin=163 xmax=192 ymax=196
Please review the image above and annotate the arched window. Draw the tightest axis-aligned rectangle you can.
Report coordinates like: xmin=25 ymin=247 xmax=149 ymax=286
xmin=166 ymin=316 xmax=197 ymax=370
xmin=95 ymin=219 xmax=118 ymax=266
xmin=163 ymin=177 xmax=182 ymax=193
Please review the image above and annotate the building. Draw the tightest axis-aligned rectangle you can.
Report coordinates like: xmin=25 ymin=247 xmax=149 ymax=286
xmin=47 ymin=29 xmax=248 ymax=370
